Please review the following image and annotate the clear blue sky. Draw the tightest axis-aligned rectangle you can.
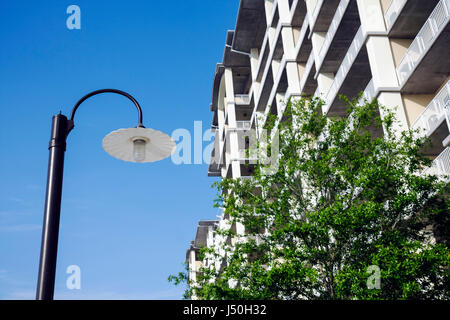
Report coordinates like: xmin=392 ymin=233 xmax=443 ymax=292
xmin=0 ymin=1 xmax=238 ymax=299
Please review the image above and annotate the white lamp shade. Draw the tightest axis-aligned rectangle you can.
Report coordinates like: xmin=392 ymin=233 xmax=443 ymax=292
xmin=102 ymin=127 xmax=176 ymax=163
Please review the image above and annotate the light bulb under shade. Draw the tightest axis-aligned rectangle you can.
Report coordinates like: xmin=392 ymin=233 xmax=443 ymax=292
xmin=133 ymin=139 xmax=147 ymax=162
xmin=102 ymin=127 xmax=176 ymax=163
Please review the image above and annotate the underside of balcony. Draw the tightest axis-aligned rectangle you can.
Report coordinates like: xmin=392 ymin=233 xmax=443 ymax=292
xmin=401 ymin=24 xmax=450 ymax=94
xmin=233 ymin=0 xmax=267 ymax=52
xmin=327 ymin=48 xmax=372 ymax=117
xmin=425 ymin=119 xmax=449 ymax=156
xmin=318 ymin=1 xmax=360 ymax=75
xmin=311 ymin=0 xmax=341 ymax=33
xmin=389 ymin=0 xmax=440 ymax=38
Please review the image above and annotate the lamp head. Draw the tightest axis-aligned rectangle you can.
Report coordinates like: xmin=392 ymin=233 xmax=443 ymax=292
xmin=102 ymin=127 xmax=175 ymax=163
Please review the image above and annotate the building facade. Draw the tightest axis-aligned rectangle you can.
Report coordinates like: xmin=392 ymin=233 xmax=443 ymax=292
xmin=185 ymin=220 xmax=218 ymax=294
xmin=187 ymin=0 xmax=450 ymax=293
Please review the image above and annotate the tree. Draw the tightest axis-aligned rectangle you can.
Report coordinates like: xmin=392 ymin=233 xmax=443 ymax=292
xmin=170 ymin=96 xmax=449 ymax=300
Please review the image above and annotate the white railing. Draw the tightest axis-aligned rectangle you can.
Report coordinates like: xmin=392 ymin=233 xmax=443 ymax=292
xmin=268 ymin=0 xmax=279 ymax=27
xmin=396 ymin=0 xmax=450 ymax=85
xmin=316 ymin=0 xmax=350 ymax=68
xmin=219 ymin=130 xmax=226 ymax=166
xmin=313 ymin=86 xmax=321 ymax=98
xmin=255 ymin=33 xmax=269 ymax=82
xmin=309 ymin=0 xmax=324 ymax=30
xmin=255 ymin=20 xmax=283 ymax=108
xmin=235 ymin=94 xmax=250 ymax=105
xmin=447 ymin=95 xmax=450 ymax=128
xmin=208 ymin=130 xmax=221 ymax=172
xmin=361 ymin=79 xmax=376 ymax=102
xmin=424 ymin=147 xmax=450 ymax=178
xmin=412 ymin=80 xmax=450 ymax=134
xmin=300 ymin=52 xmax=315 ymax=91
xmin=236 ymin=121 xmax=251 ymax=130
xmin=224 ymin=102 xmax=228 ymax=126
xmin=324 ymin=26 xmax=365 ymax=113
xmin=289 ymin=0 xmax=299 ymax=21
xmin=294 ymin=14 xmax=310 ymax=54
xmin=384 ymin=0 xmax=408 ymax=31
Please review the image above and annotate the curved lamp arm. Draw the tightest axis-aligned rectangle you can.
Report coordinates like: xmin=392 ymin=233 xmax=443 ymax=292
xmin=69 ymin=89 xmax=145 ymax=129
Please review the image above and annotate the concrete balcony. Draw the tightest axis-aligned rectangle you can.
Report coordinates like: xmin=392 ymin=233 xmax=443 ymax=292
xmin=194 ymin=221 xmax=219 ymax=248
xmin=323 ymin=27 xmax=372 ymax=116
xmin=236 ymin=120 xmax=252 ymax=130
xmin=361 ymin=78 xmax=376 ymax=102
xmin=232 ymin=0 xmax=267 ymax=53
xmin=224 ymin=98 xmax=252 ymax=128
xmin=308 ymin=0 xmax=341 ymax=35
xmin=314 ymin=0 xmax=360 ymax=77
xmin=397 ymin=0 xmax=450 ymax=93
xmin=224 ymin=161 xmax=256 ymax=178
xmin=221 ymin=126 xmax=257 ymax=177
xmin=208 ymin=130 xmax=222 ymax=177
xmin=262 ymin=61 xmax=289 ymax=119
xmin=267 ymin=0 xmax=279 ymax=28
xmin=254 ymin=21 xmax=284 ymax=112
xmin=412 ymin=79 xmax=450 ymax=155
xmin=235 ymin=94 xmax=251 ymax=106
xmin=254 ymin=53 xmax=290 ymax=128
xmin=294 ymin=14 xmax=313 ymax=63
xmin=387 ymin=0 xmax=440 ymax=37
xmin=222 ymin=32 xmax=253 ymax=97
xmin=385 ymin=0 xmax=408 ymax=32
xmin=290 ymin=0 xmax=307 ymax=27
xmin=313 ymin=86 xmax=321 ymax=99
xmin=255 ymin=65 xmax=275 ymax=113
xmin=253 ymin=2 xmax=284 ymax=87
xmin=300 ymin=52 xmax=317 ymax=95
xmin=219 ymin=129 xmax=227 ymax=161
xmin=255 ymin=32 xmax=270 ymax=83
xmin=424 ymin=147 xmax=450 ymax=180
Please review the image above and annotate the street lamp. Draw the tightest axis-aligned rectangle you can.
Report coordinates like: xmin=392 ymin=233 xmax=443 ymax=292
xmin=36 ymin=89 xmax=175 ymax=300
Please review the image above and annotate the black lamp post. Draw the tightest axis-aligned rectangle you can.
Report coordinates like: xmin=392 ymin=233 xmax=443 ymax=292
xmin=36 ymin=89 xmax=175 ymax=300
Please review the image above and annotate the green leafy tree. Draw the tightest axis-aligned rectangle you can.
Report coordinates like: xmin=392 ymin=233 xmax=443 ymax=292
xmin=170 ymin=96 xmax=449 ymax=300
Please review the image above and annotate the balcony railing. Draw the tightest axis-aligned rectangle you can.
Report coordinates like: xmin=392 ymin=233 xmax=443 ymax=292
xmin=412 ymin=80 xmax=450 ymax=134
xmin=309 ymin=0 xmax=324 ymax=31
xmin=300 ymin=52 xmax=315 ymax=91
xmin=313 ymin=86 xmax=321 ymax=98
xmin=268 ymin=0 xmax=279 ymax=27
xmin=361 ymin=79 xmax=376 ymax=102
xmin=255 ymin=20 xmax=283 ymax=109
xmin=316 ymin=0 xmax=351 ymax=70
xmin=235 ymin=94 xmax=251 ymax=105
xmin=255 ymin=32 xmax=270 ymax=83
xmin=447 ymin=97 xmax=450 ymax=129
xmin=384 ymin=0 xmax=408 ymax=31
xmin=396 ymin=0 xmax=450 ymax=85
xmin=294 ymin=14 xmax=310 ymax=56
xmin=236 ymin=121 xmax=252 ymax=130
xmin=424 ymin=147 xmax=450 ymax=179
xmin=324 ymin=26 xmax=365 ymax=113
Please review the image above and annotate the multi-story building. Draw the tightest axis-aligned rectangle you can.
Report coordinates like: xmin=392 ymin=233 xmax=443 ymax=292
xmin=187 ymin=0 xmax=450 ymax=292
xmin=185 ymin=220 xmax=218 ymax=288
